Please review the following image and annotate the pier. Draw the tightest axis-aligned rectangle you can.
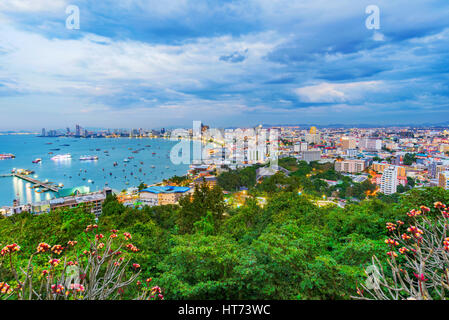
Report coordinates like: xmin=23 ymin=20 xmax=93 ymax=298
xmin=5 ymin=173 xmax=61 ymax=192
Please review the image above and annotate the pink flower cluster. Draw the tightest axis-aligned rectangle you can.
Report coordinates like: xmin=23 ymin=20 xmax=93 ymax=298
xmin=37 ymin=242 xmax=50 ymax=253
xmin=0 ymin=282 xmax=13 ymax=295
xmin=85 ymin=224 xmax=98 ymax=232
xmin=70 ymin=283 xmax=85 ymax=293
xmin=126 ymin=244 xmax=139 ymax=252
xmin=51 ymin=284 xmax=65 ymax=294
xmin=48 ymin=259 xmax=61 ymax=267
xmin=1 ymin=243 xmax=20 ymax=256
xmin=51 ymin=244 xmax=64 ymax=255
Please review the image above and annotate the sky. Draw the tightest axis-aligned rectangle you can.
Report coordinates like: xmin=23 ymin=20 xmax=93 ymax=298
xmin=0 ymin=0 xmax=449 ymax=130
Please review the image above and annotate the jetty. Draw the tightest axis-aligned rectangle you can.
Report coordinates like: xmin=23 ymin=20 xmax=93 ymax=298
xmin=4 ymin=173 xmax=61 ymax=192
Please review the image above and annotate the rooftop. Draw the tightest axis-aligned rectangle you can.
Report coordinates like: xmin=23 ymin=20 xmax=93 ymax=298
xmin=141 ymin=186 xmax=191 ymax=194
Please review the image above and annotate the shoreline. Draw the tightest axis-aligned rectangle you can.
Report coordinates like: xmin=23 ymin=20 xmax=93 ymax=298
xmin=0 ymin=136 xmax=194 ymax=208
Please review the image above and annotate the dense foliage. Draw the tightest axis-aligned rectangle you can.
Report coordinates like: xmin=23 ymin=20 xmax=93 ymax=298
xmin=1 ymin=158 xmax=448 ymax=300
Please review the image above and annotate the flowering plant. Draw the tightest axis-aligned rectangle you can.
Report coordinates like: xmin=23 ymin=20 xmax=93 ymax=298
xmin=356 ymin=202 xmax=449 ymax=300
xmin=0 ymin=226 xmax=160 ymax=300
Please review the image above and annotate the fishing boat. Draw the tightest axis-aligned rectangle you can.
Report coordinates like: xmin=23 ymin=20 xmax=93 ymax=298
xmin=32 ymin=158 xmax=42 ymax=164
xmin=0 ymin=154 xmax=15 ymax=160
xmin=51 ymin=154 xmax=72 ymax=161
xmin=80 ymin=155 xmax=98 ymax=161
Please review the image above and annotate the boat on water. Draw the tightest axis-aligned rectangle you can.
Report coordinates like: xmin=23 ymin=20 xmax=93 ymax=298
xmin=51 ymin=154 xmax=72 ymax=161
xmin=32 ymin=158 xmax=42 ymax=164
xmin=0 ymin=154 xmax=15 ymax=160
xmin=80 ymin=155 xmax=99 ymax=161
xmin=12 ymin=168 xmax=34 ymax=175
xmin=124 ymin=159 xmax=130 ymax=163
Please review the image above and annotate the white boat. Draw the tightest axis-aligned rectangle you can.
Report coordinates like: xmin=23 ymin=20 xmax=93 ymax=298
xmin=0 ymin=153 xmax=15 ymax=160
xmin=80 ymin=155 xmax=98 ymax=161
xmin=124 ymin=158 xmax=130 ymax=162
xmin=51 ymin=154 xmax=71 ymax=161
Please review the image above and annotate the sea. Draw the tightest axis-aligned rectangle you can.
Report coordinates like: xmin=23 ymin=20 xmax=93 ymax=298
xmin=0 ymin=135 xmax=191 ymax=207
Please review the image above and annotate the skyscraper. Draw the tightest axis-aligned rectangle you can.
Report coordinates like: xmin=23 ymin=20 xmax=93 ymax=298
xmin=359 ymin=138 xmax=382 ymax=151
xmin=381 ymin=166 xmax=399 ymax=195
xmin=438 ymin=172 xmax=449 ymax=190
xmin=341 ymin=137 xmax=357 ymax=150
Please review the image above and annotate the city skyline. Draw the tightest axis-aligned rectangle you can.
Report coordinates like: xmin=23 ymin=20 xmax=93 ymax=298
xmin=1 ymin=1 xmax=449 ymax=130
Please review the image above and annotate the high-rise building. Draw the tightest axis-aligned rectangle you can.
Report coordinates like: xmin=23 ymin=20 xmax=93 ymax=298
xmin=341 ymin=137 xmax=357 ymax=150
xmin=346 ymin=149 xmax=358 ymax=157
xmin=359 ymin=138 xmax=382 ymax=151
xmin=305 ymin=133 xmax=321 ymax=144
xmin=381 ymin=166 xmax=399 ymax=195
xmin=294 ymin=142 xmax=308 ymax=153
xmin=300 ymin=150 xmax=321 ymax=163
xmin=75 ymin=125 xmax=81 ymax=136
xmin=41 ymin=128 xmax=46 ymax=137
xmin=438 ymin=172 xmax=449 ymax=190
xmin=335 ymin=159 xmax=366 ymax=173
xmin=429 ymin=162 xmax=438 ymax=179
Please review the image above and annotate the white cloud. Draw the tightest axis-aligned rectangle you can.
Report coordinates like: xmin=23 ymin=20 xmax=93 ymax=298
xmin=372 ymin=31 xmax=386 ymax=42
xmin=294 ymin=81 xmax=384 ymax=103
xmin=0 ymin=0 xmax=67 ymax=12
xmin=0 ymin=24 xmax=283 ymax=96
